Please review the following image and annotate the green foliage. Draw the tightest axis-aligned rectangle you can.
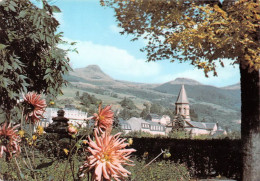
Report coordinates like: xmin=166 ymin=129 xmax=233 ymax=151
xmin=118 ymin=97 xmax=140 ymax=119
xmin=80 ymin=92 xmax=101 ymax=108
xmin=0 ymin=157 xmax=82 ymax=181
xmin=120 ymin=97 xmax=137 ymax=110
xmin=0 ymin=0 xmax=72 ymax=112
xmin=0 ymin=155 xmax=190 ymax=181
xmin=150 ymin=103 xmax=164 ymax=115
xmin=125 ymin=130 xmax=164 ymax=138
xmin=140 ymin=107 xmax=149 ymax=119
xmin=118 ymin=107 xmax=139 ymax=120
xmin=127 ymin=157 xmax=190 ymax=181
xmin=75 ymin=91 xmax=80 ymax=98
xmin=192 ymin=134 xmax=212 ymax=140
xmin=176 ymin=115 xmax=185 ymax=128
xmin=168 ymin=130 xmax=190 ymax=139
xmin=190 ymin=109 xmax=198 ymax=121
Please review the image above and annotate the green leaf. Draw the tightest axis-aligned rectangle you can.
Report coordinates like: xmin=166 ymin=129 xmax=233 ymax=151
xmin=45 ymin=68 xmax=52 ymax=74
xmin=10 ymin=1 xmax=17 ymax=7
xmin=51 ymin=5 xmax=61 ymax=13
xmin=43 ymin=74 xmax=49 ymax=80
xmin=8 ymin=4 xmax=16 ymax=12
xmin=0 ymin=44 xmax=7 ymax=50
xmin=19 ymin=10 xmax=27 ymax=18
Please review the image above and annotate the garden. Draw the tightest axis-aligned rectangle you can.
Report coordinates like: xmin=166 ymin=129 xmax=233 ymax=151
xmin=0 ymin=92 xmax=191 ymax=181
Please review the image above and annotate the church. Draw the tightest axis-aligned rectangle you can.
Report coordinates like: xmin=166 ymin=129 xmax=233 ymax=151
xmin=166 ymin=85 xmax=224 ymax=136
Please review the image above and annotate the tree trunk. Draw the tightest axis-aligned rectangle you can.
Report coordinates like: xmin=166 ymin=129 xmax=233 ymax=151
xmin=240 ymin=64 xmax=260 ymax=181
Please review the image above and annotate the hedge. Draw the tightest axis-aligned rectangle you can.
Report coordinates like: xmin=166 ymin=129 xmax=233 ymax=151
xmin=129 ymin=138 xmax=242 ymax=180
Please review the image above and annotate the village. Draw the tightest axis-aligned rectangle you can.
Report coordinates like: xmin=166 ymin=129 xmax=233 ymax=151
xmin=40 ymin=85 xmax=227 ymax=137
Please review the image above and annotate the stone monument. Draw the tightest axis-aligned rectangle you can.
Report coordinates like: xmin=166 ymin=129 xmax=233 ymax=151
xmin=44 ymin=109 xmax=69 ymax=134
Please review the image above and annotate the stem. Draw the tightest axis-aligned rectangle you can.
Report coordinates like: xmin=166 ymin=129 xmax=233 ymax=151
xmin=22 ymin=158 xmax=30 ymax=169
xmin=14 ymin=157 xmax=22 ymax=180
xmin=131 ymin=149 xmax=165 ymax=181
xmin=69 ymin=156 xmax=76 ymax=181
xmin=62 ymin=132 xmax=90 ymax=181
xmin=23 ymin=145 xmax=37 ymax=180
xmin=24 ymin=146 xmax=33 ymax=170
xmin=21 ymin=107 xmax=24 ymax=130
xmin=143 ymin=149 xmax=165 ymax=169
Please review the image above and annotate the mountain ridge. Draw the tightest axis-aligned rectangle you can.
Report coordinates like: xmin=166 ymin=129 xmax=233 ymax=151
xmin=69 ymin=64 xmax=239 ymax=88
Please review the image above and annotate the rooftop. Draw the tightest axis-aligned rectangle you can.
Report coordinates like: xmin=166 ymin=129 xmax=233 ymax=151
xmin=176 ymin=85 xmax=189 ymax=104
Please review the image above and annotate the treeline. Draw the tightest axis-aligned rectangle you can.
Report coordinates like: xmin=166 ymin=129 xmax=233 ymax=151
xmin=73 ymin=91 xmax=200 ymax=122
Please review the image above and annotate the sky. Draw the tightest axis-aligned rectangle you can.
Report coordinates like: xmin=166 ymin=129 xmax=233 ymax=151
xmin=46 ymin=0 xmax=239 ymax=87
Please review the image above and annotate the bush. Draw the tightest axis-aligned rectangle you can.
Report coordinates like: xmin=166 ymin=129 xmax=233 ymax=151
xmin=125 ymin=130 xmax=159 ymax=138
xmin=130 ymin=137 xmax=242 ymax=180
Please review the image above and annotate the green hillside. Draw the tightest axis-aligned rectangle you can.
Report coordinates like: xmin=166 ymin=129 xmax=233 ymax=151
xmin=59 ymin=65 xmax=241 ymax=131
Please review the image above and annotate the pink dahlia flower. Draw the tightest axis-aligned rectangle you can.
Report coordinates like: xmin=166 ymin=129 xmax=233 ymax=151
xmin=0 ymin=122 xmax=21 ymax=160
xmin=79 ymin=129 xmax=136 ymax=181
xmin=93 ymin=104 xmax=114 ymax=131
xmin=23 ymin=92 xmax=46 ymax=123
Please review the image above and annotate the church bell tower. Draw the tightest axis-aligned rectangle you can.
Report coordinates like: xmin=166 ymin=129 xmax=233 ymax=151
xmin=175 ymin=85 xmax=191 ymax=121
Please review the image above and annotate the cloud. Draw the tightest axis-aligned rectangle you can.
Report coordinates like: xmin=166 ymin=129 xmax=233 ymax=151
xmin=65 ymin=38 xmax=161 ymax=79
xmin=61 ymin=38 xmax=239 ymax=86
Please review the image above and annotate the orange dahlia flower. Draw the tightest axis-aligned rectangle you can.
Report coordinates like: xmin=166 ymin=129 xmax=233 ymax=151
xmin=0 ymin=122 xmax=21 ymax=160
xmin=23 ymin=92 xmax=46 ymax=123
xmin=93 ymin=104 xmax=114 ymax=131
xmin=79 ymin=129 xmax=136 ymax=181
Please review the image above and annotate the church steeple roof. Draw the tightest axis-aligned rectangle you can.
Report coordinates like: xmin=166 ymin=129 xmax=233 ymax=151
xmin=176 ymin=85 xmax=189 ymax=104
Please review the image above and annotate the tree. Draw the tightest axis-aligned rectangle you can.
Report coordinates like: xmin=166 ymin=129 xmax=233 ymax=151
xmin=162 ymin=108 xmax=175 ymax=120
xmin=174 ymin=114 xmax=185 ymax=131
xmin=101 ymin=0 xmax=259 ymax=180
xmin=75 ymin=91 xmax=80 ymax=98
xmin=80 ymin=92 xmax=101 ymax=107
xmin=0 ymin=0 xmax=72 ymax=114
xmin=118 ymin=108 xmax=139 ymax=120
xmin=119 ymin=97 xmax=137 ymax=110
xmin=150 ymin=103 xmax=163 ymax=115
xmin=140 ymin=102 xmax=150 ymax=119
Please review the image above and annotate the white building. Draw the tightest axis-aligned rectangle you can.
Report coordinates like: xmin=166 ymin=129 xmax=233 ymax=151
xmin=120 ymin=117 xmax=166 ymax=136
xmin=40 ymin=105 xmax=88 ymax=128
xmin=146 ymin=114 xmax=171 ymax=125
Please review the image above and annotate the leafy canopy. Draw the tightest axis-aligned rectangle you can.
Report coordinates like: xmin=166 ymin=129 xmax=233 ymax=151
xmin=0 ymin=0 xmax=73 ymax=111
xmin=101 ymin=0 xmax=259 ymax=76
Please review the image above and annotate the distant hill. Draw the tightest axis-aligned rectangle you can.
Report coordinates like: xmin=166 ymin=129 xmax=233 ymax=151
xmin=221 ymin=83 xmax=240 ymax=90
xmin=154 ymin=82 xmax=240 ymax=111
xmin=62 ymin=65 xmax=241 ymax=131
xmin=67 ymin=65 xmax=122 ymax=86
xmin=166 ymin=78 xmax=202 ymax=85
